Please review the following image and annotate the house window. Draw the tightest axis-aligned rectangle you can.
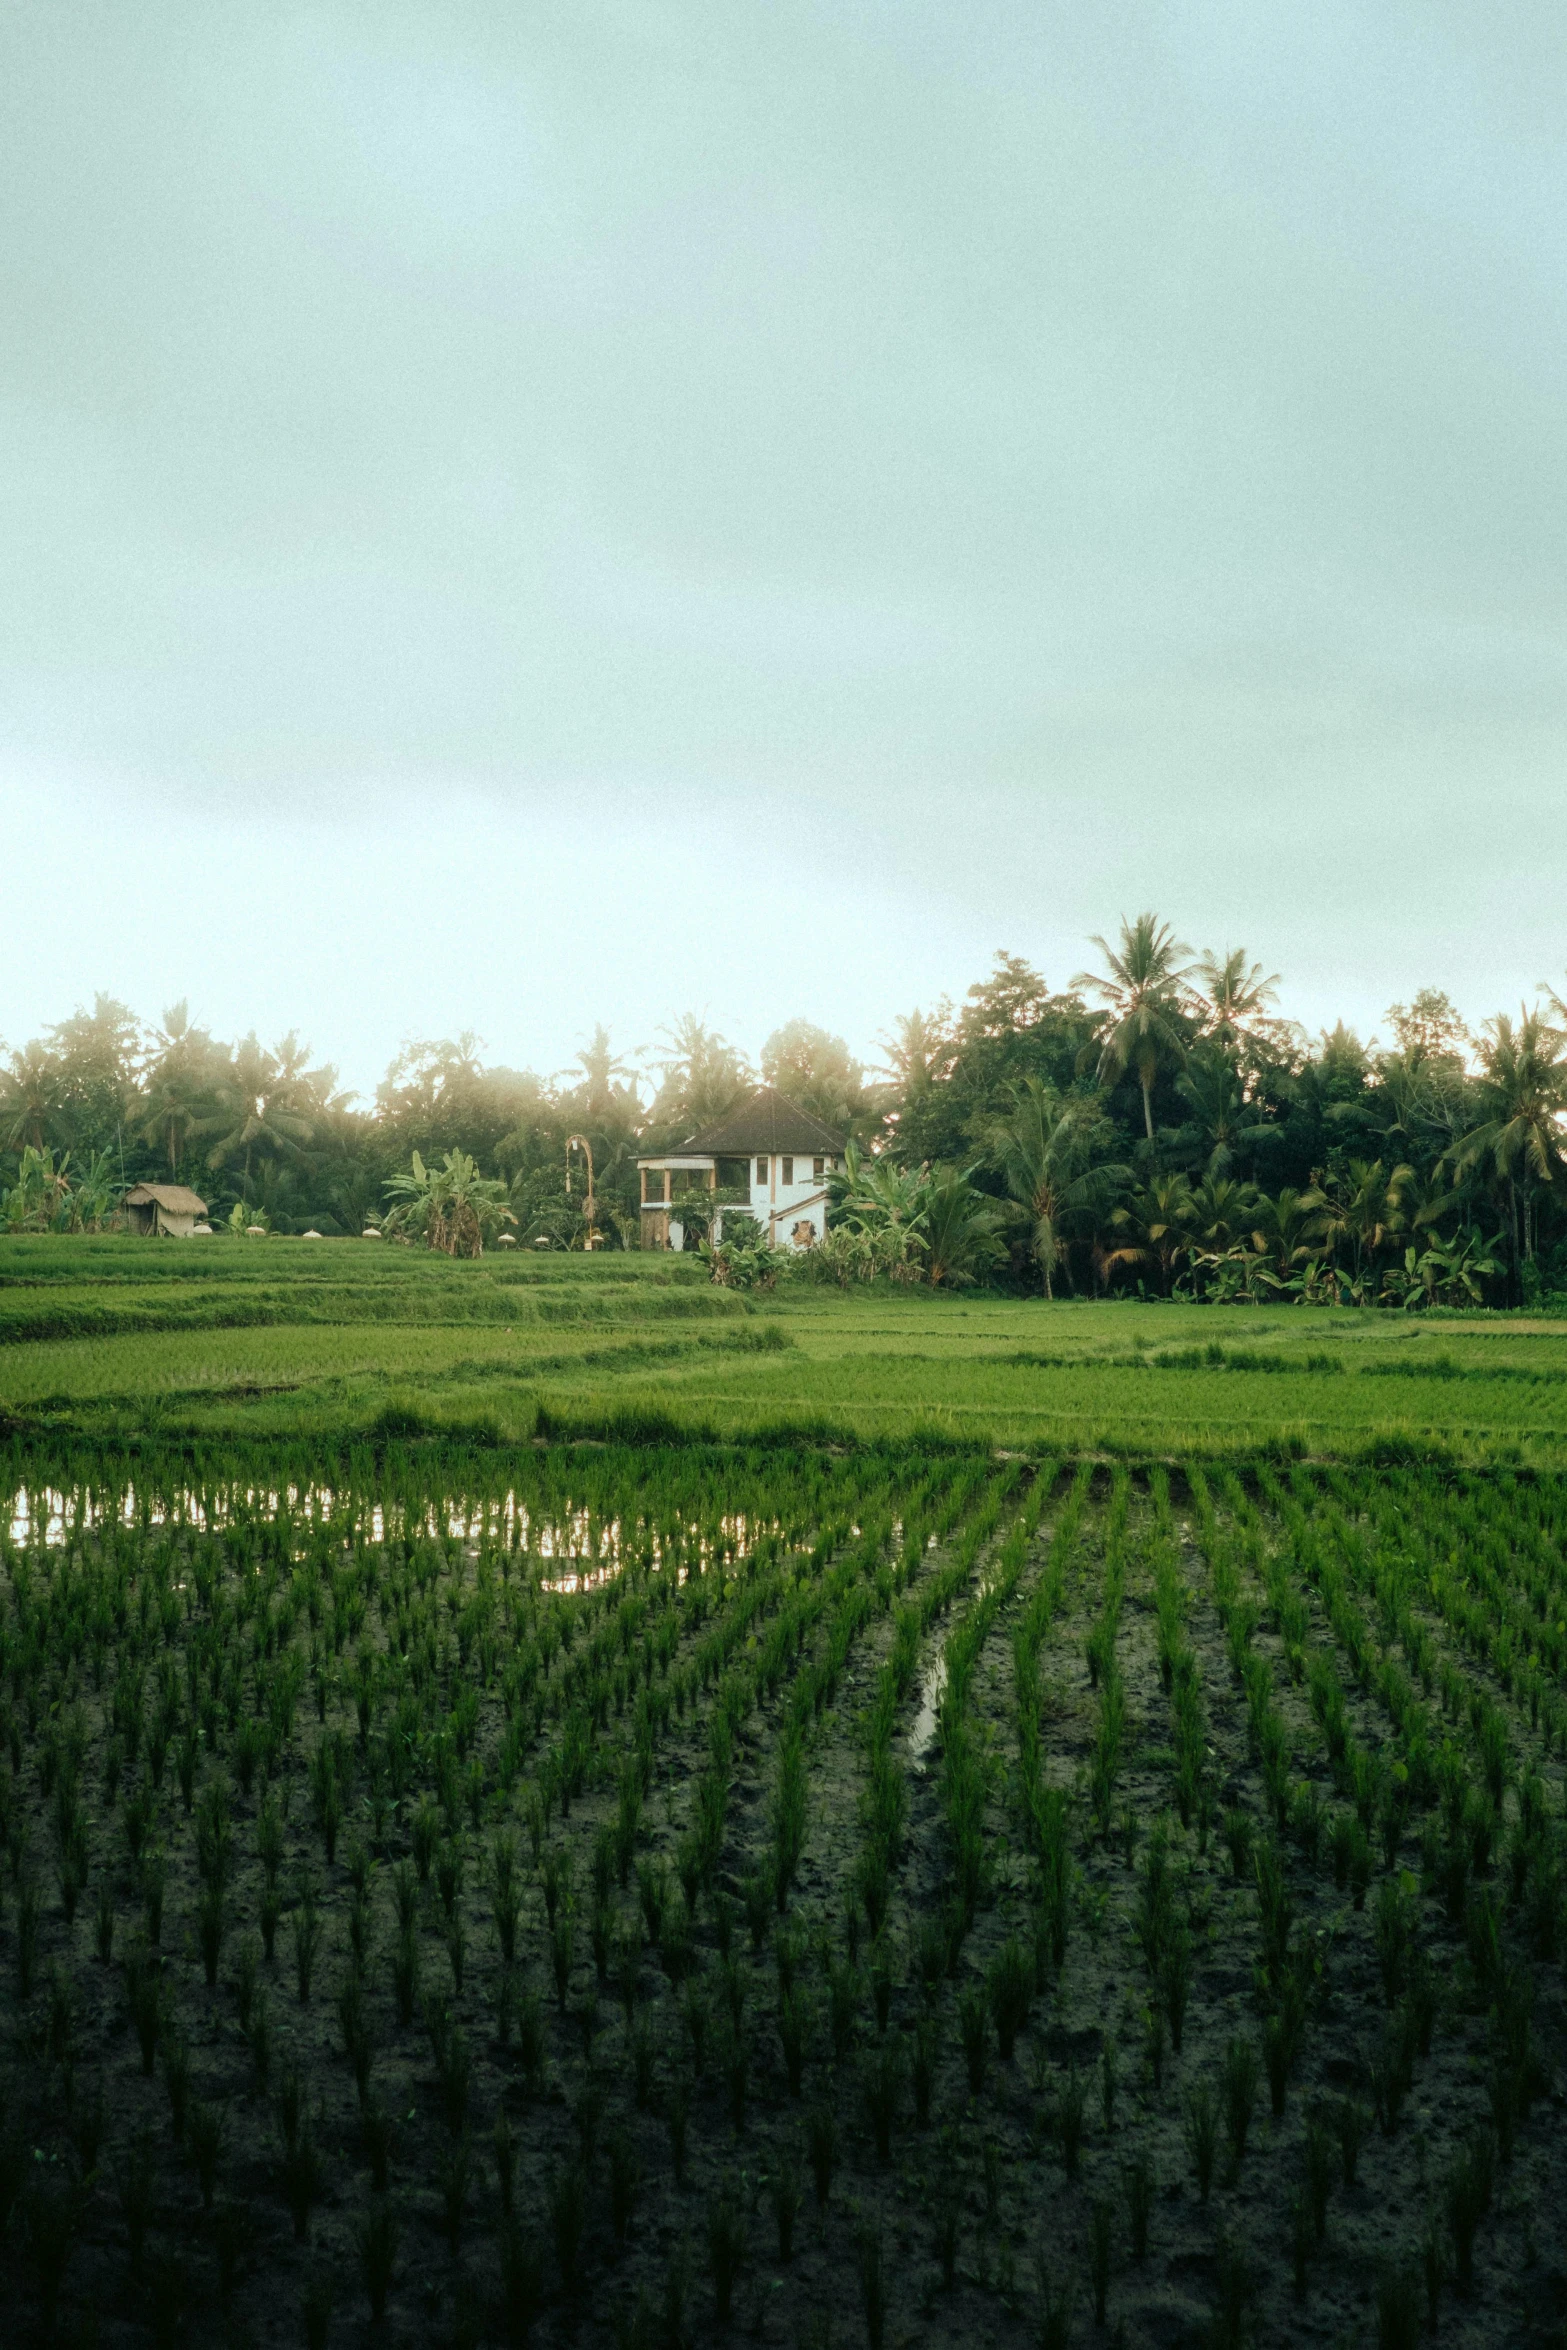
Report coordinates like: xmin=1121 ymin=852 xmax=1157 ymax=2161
xmin=643 ymin=1169 xmax=667 ymax=1205
xmin=781 ymin=1156 xmax=794 ymax=1184
xmin=755 ymin=1157 xmax=769 ymax=1184
xmin=813 ymin=1156 xmax=825 ymax=1180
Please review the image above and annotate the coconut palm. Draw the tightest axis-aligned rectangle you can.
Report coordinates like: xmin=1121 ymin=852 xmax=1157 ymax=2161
xmin=207 ymin=1035 xmax=316 ymax=1204
xmin=875 ymin=1007 xmax=953 ymax=1094
xmin=0 ymin=1042 xmax=66 ymax=1155
xmin=988 ymin=1080 xmax=1121 ymax=1300
xmin=1075 ymin=913 xmax=1195 ymax=1140
xmin=644 ymin=1016 xmax=752 ymax=1137
xmin=1252 ymin=1185 xmax=1327 ymax=1282
xmin=1193 ymin=949 xmax=1281 ymax=1054
xmin=1449 ymin=1009 xmax=1567 ymax=1278
xmin=562 ymin=1027 xmax=640 ymax=1124
xmin=921 ymin=1164 xmax=1005 ymax=1289
xmin=1316 ymin=1158 xmax=1414 ymax=1289
xmin=1175 ymin=1044 xmax=1269 ymax=1174
xmin=1108 ymin=1171 xmax=1196 ymax=1295
xmin=139 ymin=1004 xmax=225 ymax=1179
xmin=1187 ymin=1172 xmax=1264 ymax=1258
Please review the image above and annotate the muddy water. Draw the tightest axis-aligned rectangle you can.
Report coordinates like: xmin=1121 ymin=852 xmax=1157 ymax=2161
xmin=908 ymin=1651 xmax=947 ymax=1766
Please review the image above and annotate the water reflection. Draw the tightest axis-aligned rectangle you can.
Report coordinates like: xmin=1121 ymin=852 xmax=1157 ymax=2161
xmin=5 ymin=1482 xmax=779 ymax=1596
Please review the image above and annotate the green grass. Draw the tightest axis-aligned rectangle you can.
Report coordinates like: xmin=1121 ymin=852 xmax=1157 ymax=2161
xmin=5 ymin=1234 xmax=1567 ymax=1460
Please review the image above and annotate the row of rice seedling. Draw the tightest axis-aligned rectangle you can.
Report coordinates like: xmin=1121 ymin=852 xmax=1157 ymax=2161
xmin=1 ymin=1447 xmax=1562 ymax=2347
xmin=0 ymin=1440 xmax=907 ymax=2344
xmin=1238 ymin=1470 xmax=1561 ymax=2318
xmin=1085 ymin=1466 xmax=1130 ymax=1832
xmin=1356 ymin=1468 xmax=1564 ymax=1757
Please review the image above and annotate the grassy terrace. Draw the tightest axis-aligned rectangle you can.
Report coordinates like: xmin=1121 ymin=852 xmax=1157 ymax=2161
xmin=4 ymin=1234 xmax=1567 ymax=1462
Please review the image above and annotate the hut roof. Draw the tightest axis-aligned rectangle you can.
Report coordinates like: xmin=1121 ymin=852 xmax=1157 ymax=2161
xmin=123 ymin=1184 xmax=208 ymax=1214
xmin=677 ymin=1085 xmax=845 ymax=1158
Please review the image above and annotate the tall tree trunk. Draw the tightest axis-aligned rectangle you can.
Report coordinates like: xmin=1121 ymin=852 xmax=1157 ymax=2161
xmin=1141 ymin=1078 xmax=1154 ymax=1141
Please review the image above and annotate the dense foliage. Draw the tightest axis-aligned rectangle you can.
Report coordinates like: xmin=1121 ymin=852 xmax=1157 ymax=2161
xmin=8 ymin=916 xmax=1567 ymax=1304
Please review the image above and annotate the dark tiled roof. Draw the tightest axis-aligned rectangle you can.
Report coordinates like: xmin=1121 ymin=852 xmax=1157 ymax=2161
xmin=681 ymin=1085 xmax=845 ymax=1156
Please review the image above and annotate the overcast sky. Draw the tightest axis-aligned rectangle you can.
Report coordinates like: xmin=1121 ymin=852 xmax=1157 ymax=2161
xmin=5 ymin=3 xmax=1567 ymax=1097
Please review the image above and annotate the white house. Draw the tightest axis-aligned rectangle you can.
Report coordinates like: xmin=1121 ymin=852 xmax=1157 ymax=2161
xmin=637 ymin=1085 xmax=845 ymax=1252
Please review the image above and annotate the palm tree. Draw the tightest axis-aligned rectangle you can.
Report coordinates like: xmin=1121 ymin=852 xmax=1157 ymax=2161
xmin=139 ymin=1003 xmax=224 ymax=1179
xmin=1253 ymin=1185 xmax=1327 ymax=1283
xmin=563 ymin=1026 xmax=640 ymax=1124
xmin=921 ymin=1165 xmax=1004 ymax=1289
xmin=1187 ymin=1171 xmax=1263 ymax=1258
xmin=1317 ymin=1158 xmax=1414 ymax=1290
xmin=1075 ymin=913 xmax=1194 ymax=1140
xmin=207 ymin=1035 xmax=315 ymax=1204
xmin=644 ymin=1016 xmax=752 ymax=1137
xmin=1109 ymin=1171 xmax=1196 ymax=1296
xmin=874 ymin=1008 xmax=954 ymax=1100
xmin=988 ymin=1080 xmax=1120 ymax=1300
xmin=1449 ymin=1010 xmax=1567 ymax=1280
xmin=1175 ymin=1043 xmax=1266 ymax=1173
xmin=0 ymin=1042 xmax=65 ymax=1155
xmin=1194 ymin=949 xmax=1281 ymax=1053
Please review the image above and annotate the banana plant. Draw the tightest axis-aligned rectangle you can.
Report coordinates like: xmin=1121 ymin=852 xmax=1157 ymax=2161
xmin=384 ymin=1148 xmax=516 ymax=1257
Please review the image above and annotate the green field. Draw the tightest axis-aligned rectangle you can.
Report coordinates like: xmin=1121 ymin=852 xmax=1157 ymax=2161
xmin=4 ymin=1241 xmax=1567 ymax=2349
xmin=5 ymin=1234 xmax=1567 ymax=1464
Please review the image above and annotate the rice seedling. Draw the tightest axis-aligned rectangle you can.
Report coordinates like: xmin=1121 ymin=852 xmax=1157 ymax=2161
xmin=292 ymin=1888 xmax=320 ymax=2004
xmin=988 ymin=1933 xmax=1033 ymax=2060
xmin=359 ymin=2196 xmax=399 ymax=2322
xmin=863 ymin=2033 xmax=904 ymax=2162
xmin=958 ymin=1981 xmax=989 ymax=2092
xmin=1089 ymin=2198 xmax=1112 ymax=2326
xmin=439 ymin=2134 xmax=470 ymax=2251
xmin=1036 ymin=2259 xmax=1074 ymax=2350
xmin=807 ymin=2100 xmax=837 ymax=2207
xmin=1221 ymin=2035 xmax=1258 ymax=2177
xmin=665 ymin=2073 xmax=690 ymax=2185
xmin=706 ymin=2180 xmax=748 ymax=2321
xmin=363 ymin=2099 xmax=394 ymax=2192
xmin=550 ymin=2161 xmax=588 ymax=2299
xmin=770 ymin=2147 xmax=800 ymax=2260
xmin=1445 ymin=2129 xmax=1494 ymax=2295
xmin=609 ymin=2126 xmax=640 ymax=2241
xmin=1183 ymin=2078 xmax=1218 ymax=2203
xmin=117 ymin=2132 xmax=156 ymax=2278
xmin=1376 ymin=2259 xmax=1421 ymax=2350
xmin=860 ymin=2223 xmax=887 ymax=2350
xmin=303 ymin=2263 xmax=334 ymax=2350
xmin=93 ymin=1879 xmax=115 ymax=1965
xmin=1055 ymin=2064 xmax=1088 ymax=2180
xmin=1125 ymin=2149 xmax=1153 ymax=2262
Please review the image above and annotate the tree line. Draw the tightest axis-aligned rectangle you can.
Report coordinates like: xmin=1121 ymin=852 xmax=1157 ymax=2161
xmin=4 ymin=915 xmax=1566 ymax=1306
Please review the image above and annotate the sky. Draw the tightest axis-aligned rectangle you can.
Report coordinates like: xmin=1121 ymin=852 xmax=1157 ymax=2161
xmin=4 ymin=2 xmax=1567 ymax=1100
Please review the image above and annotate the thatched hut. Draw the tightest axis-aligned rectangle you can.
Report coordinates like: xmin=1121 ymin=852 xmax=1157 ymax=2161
xmin=122 ymin=1183 xmax=209 ymax=1237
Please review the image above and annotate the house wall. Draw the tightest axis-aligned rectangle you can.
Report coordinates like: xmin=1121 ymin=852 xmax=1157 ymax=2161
xmin=732 ymin=1151 xmax=837 ymax=1249
xmin=638 ymin=1150 xmax=838 ymax=1251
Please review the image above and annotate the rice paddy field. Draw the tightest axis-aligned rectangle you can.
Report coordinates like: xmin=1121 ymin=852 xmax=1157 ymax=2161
xmin=6 ymin=1233 xmax=1567 ymax=1462
xmin=3 ymin=1239 xmax=1567 ymax=2347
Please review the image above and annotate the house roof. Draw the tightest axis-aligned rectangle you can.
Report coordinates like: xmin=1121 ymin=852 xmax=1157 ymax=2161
xmin=679 ymin=1085 xmax=846 ymax=1157
xmin=123 ymin=1184 xmax=208 ymax=1214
